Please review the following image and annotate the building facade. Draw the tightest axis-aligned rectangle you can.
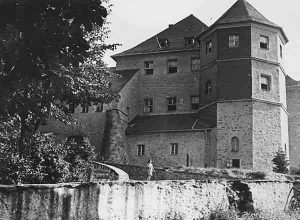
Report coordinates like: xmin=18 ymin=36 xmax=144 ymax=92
xmin=43 ymin=0 xmax=300 ymax=171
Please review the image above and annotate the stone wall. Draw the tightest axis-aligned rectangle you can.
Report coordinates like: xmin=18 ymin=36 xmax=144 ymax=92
xmin=287 ymin=85 xmax=300 ymax=169
xmin=101 ymin=109 xmax=129 ymax=164
xmin=126 ymin=130 xmax=208 ymax=168
xmin=216 ymin=101 xmax=253 ymax=169
xmin=0 ymin=180 xmax=293 ymax=220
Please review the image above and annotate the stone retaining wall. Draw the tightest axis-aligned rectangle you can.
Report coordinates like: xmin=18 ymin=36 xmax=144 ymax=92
xmin=0 ymin=180 xmax=293 ymax=220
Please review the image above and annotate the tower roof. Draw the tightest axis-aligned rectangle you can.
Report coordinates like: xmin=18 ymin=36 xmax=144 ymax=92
xmin=215 ymin=0 xmax=278 ymax=27
xmin=201 ymin=0 xmax=288 ymax=42
xmin=112 ymin=15 xmax=208 ymax=58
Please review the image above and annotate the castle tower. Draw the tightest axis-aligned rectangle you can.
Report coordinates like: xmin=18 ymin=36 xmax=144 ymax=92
xmin=198 ymin=0 xmax=289 ymax=170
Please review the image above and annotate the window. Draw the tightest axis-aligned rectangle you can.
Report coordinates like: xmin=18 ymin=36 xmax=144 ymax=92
xmin=137 ymin=145 xmax=145 ymax=156
xmin=205 ymin=80 xmax=212 ymax=95
xmin=280 ymin=45 xmax=283 ymax=58
xmin=185 ymin=37 xmax=195 ymax=45
xmin=68 ymin=103 xmax=75 ymax=114
xmin=170 ymin=143 xmax=178 ymax=155
xmin=231 ymin=137 xmax=240 ymax=152
xmin=260 ymin=35 xmax=269 ymax=50
xmin=81 ymin=102 xmax=91 ymax=113
xmin=191 ymin=57 xmax=201 ymax=71
xmin=229 ymin=34 xmax=239 ymax=48
xmin=144 ymin=61 xmax=154 ymax=75
xmin=232 ymin=159 xmax=240 ymax=168
xmin=190 ymin=96 xmax=200 ymax=110
xmin=167 ymin=97 xmax=177 ymax=112
xmin=206 ymin=41 xmax=212 ymax=54
xmin=167 ymin=59 xmax=177 ymax=74
xmin=95 ymin=103 xmax=103 ymax=112
xmin=144 ymin=98 xmax=153 ymax=113
xmin=260 ymin=75 xmax=271 ymax=91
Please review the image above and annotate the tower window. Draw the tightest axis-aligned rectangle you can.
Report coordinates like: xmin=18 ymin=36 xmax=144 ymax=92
xmin=260 ymin=75 xmax=271 ymax=91
xmin=167 ymin=97 xmax=177 ymax=112
xmin=191 ymin=57 xmax=201 ymax=71
xmin=170 ymin=143 xmax=178 ymax=155
xmin=167 ymin=59 xmax=177 ymax=74
xmin=206 ymin=41 xmax=212 ymax=54
xmin=280 ymin=45 xmax=283 ymax=58
xmin=137 ymin=145 xmax=145 ymax=156
xmin=205 ymin=80 xmax=212 ymax=95
xmin=229 ymin=34 xmax=239 ymax=48
xmin=144 ymin=61 xmax=154 ymax=75
xmin=231 ymin=137 xmax=240 ymax=152
xmin=143 ymin=98 xmax=153 ymax=113
xmin=190 ymin=96 xmax=200 ymax=110
xmin=260 ymin=35 xmax=269 ymax=50
xmin=232 ymin=159 xmax=240 ymax=168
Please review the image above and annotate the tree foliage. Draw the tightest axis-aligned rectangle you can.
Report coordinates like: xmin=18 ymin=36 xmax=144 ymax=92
xmin=272 ymin=150 xmax=290 ymax=174
xmin=0 ymin=119 xmax=95 ymax=184
xmin=0 ymin=0 xmax=119 ymax=148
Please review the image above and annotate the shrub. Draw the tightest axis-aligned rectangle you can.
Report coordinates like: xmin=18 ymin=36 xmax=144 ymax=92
xmin=0 ymin=132 xmax=95 ymax=184
xmin=272 ymin=150 xmax=290 ymax=174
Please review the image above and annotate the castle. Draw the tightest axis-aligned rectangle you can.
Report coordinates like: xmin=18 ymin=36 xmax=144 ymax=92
xmin=42 ymin=0 xmax=300 ymax=171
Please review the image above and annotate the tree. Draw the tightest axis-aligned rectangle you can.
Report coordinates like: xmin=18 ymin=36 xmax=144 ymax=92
xmin=272 ymin=150 xmax=290 ymax=174
xmin=0 ymin=0 xmax=119 ymax=150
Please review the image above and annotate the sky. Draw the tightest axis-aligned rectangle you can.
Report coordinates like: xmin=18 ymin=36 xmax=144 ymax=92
xmin=103 ymin=0 xmax=300 ymax=80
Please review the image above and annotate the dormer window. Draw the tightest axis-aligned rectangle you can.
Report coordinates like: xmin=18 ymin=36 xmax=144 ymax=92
xmin=206 ymin=41 xmax=212 ymax=54
xmin=260 ymin=35 xmax=269 ymax=50
xmin=157 ymin=37 xmax=170 ymax=49
xmin=185 ymin=37 xmax=195 ymax=46
xmin=144 ymin=61 xmax=154 ymax=75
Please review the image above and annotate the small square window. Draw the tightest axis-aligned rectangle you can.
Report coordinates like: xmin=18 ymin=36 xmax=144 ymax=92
xmin=68 ymin=103 xmax=75 ymax=114
xmin=144 ymin=98 xmax=153 ymax=113
xmin=205 ymin=80 xmax=212 ymax=95
xmin=232 ymin=159 xmax=240 ymax=168
xmin=206 ymin=41 xmax=212 ymax=54
xmin=81 ymin=102 xmax=91 ymax=113
xmin=95 ymin=103 xmax=103 ymax=112
xmin=137 ymin=145 xmax=145 ymax=156
xmin=191 ymin=96 xmax=200 ymax=110
xmin=170 ymin=143 xmax=178 ymax=155
xmin=191 ymin=57 xmax=201 ymax=71
xmin=229 ymin=34 xmax=239 ymax=48
xmin=144 ymin=61 xmax=154 ymax=75
xmin=260 ymin=35 xmax=269 ymax=50
xmin=167 ymin=97 xmax=177 ymax=112
xmin=167 ymin=59 xmax=177 ymax=74
xmin=185 ymin=37 xmax=195 ymax=46
xmin=261 ymin=75 xmax=271 ymax=91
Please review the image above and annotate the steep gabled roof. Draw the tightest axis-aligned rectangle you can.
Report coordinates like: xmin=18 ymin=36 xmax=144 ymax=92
xmin=215 ymin=0 xmax=278 ymax=27
xmin=112 ymin=15 xmax=207 ymax=58
xmin=108 ymin=69 xmax=139 ymax=93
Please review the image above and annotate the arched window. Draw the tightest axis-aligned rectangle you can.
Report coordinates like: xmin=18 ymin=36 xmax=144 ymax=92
xmin=205 ymin=80 xmax=212 ymax=95
xmin=231 ymin=137 xmax=239 ymax=152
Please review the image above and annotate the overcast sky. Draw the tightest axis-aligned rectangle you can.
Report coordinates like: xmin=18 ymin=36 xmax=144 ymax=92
xmin=103 ymin=0 xmax=300 ymax=80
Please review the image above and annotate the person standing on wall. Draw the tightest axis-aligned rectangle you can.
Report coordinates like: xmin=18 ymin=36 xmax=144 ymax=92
xmin=146 ymin=159 xmax=155 ymax=181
